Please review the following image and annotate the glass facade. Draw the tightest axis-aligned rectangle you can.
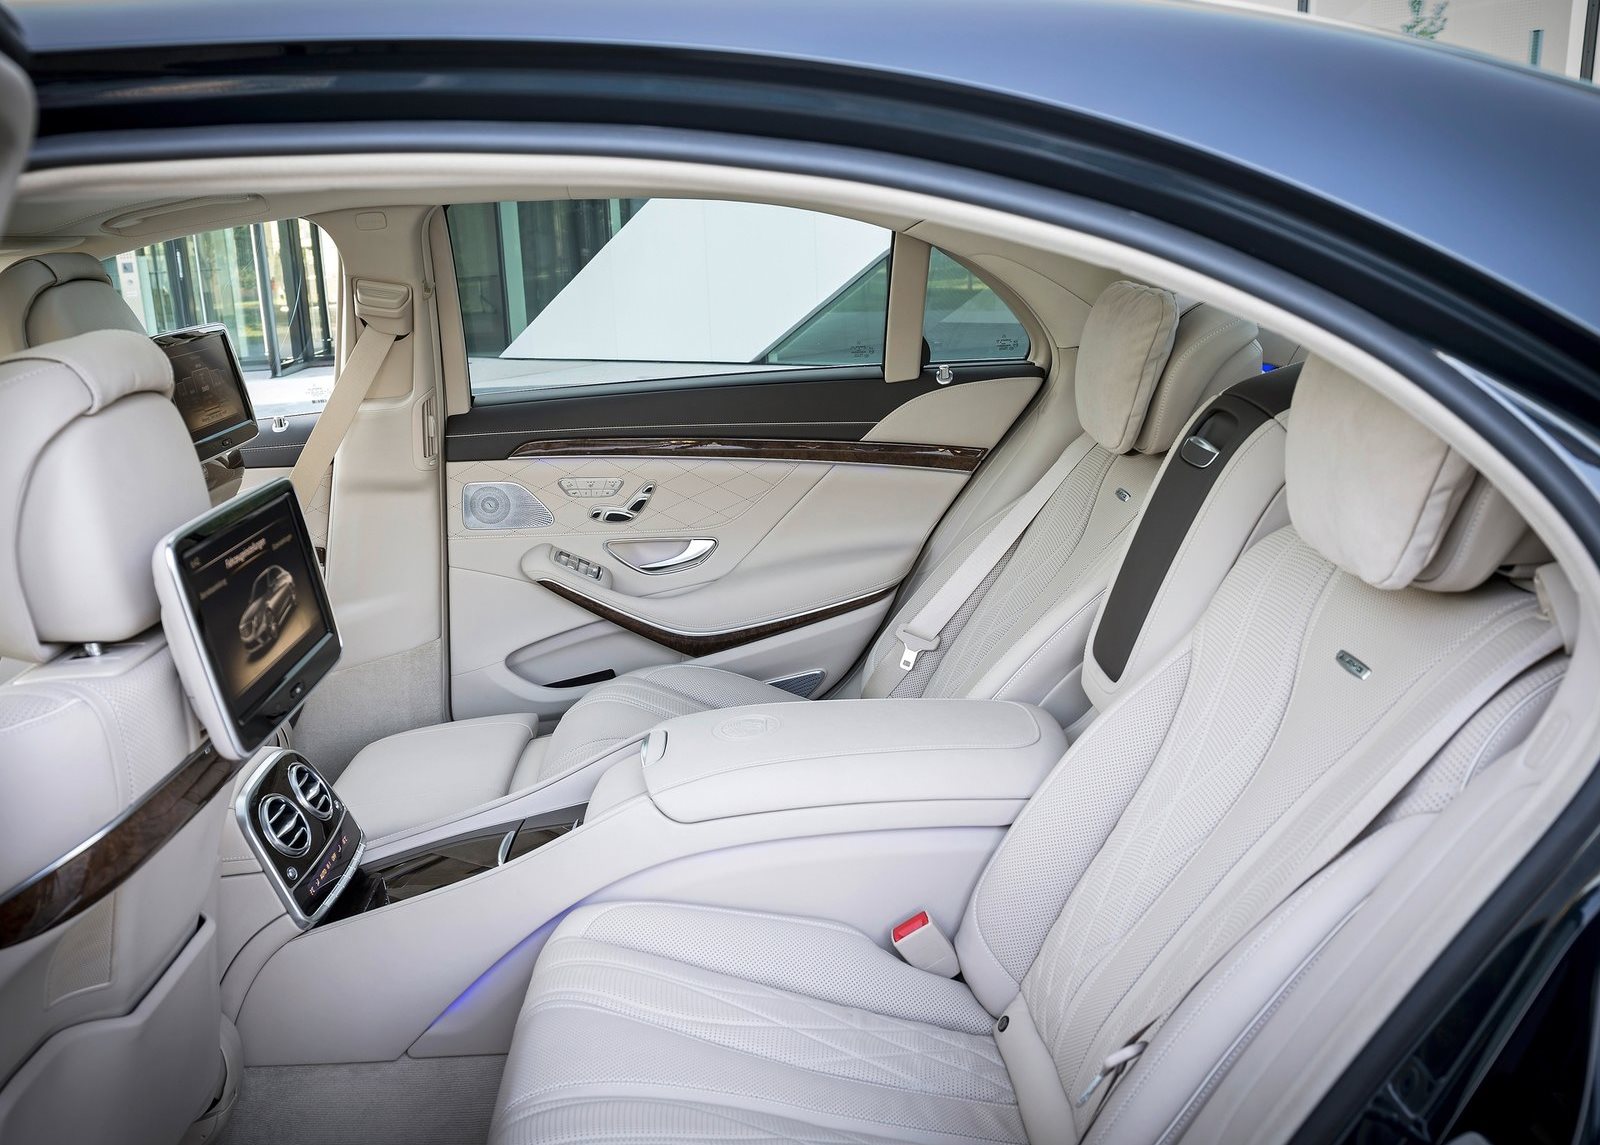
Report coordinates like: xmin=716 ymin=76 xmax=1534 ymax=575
xmin=447 ymin=198 xmax=1029 ymax=395
xmin=106 ymin=219 xmax=341 ymax=416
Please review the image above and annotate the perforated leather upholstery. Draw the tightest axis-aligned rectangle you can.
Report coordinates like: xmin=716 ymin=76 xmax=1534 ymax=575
xmin=489 ymin=358 xmax=1562 ymax=1144
xmin=338 ymin=287 xmax=1262 ymax=844
xmin=0 ymin=334 xmax=225 ymax=1145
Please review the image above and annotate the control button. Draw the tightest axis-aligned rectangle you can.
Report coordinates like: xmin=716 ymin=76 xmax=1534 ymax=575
xmin=291 ymin=681 xmax=306 ymax=699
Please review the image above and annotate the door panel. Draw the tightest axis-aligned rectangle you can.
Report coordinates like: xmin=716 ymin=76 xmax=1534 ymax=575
xmin=445 ymin=372 xmax=1042 ymax=720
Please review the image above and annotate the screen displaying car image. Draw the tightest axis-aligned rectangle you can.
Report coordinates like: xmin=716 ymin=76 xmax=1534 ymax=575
xmin=155 ymin=326 xmax=258 ymax=460
xmin=173 ymin=484 xmax=333 ymax=726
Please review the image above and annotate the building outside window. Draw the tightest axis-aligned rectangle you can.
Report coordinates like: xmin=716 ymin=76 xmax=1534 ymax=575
xmin=1230 ymin=0 xmax=1592 ymax=78
xmin=107 ymin=218 xmax=341 ymax=416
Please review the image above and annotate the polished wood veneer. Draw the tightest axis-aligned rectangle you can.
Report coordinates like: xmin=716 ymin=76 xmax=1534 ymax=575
xmin=508 ymin=436 xmax=984 ymax=472
xmin=0 ymin=741 xmax=238 ymax=949
xmin=537 ymin=580 xmax=895 ymax=657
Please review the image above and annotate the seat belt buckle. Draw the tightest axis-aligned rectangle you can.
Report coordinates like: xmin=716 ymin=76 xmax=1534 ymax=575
xmin=896 ymin=627 xmax=939 ymax=672
xmin=890 ymin=910 xmax=960 ymax=977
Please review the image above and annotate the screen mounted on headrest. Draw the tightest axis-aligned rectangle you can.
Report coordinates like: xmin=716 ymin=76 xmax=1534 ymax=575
xmin=153 ymin=326 xmax=260 ymax=462
xmin=154 ymin=479 xmax=340 ymax=759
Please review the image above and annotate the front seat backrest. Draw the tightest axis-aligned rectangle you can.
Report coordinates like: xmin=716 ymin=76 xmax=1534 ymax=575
xmin=0 ymin=330 xmax=223 ymax=1145
xmin=0 ymin=252 xmax=145 ymax=357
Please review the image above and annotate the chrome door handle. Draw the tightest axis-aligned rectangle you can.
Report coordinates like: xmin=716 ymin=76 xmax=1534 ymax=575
xmin=607 ymin=538 xmax=717 ymax=574
xmin=589 ymin=482 xmax=655 ymax=524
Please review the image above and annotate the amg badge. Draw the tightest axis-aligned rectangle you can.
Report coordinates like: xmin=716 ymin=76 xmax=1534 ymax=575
xmin=1336 ymin=650 xmax=1371 ymax=680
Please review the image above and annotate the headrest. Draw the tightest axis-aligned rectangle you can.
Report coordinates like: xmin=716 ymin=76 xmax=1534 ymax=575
xmin=1286 ymin=357 xmax=1543 ymax=592
xmin=0 ymin=330 xmax=208 ymax=662
xmin=1075 ymin=282 xmax=1260 ymax=455
xmin=1136 ymin=301 xmax=1262 ymax=454
xmin=0 ymin=252 xmax=146 ymax=357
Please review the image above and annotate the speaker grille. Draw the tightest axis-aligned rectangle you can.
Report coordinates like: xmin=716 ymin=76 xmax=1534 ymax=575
xmin=463 ymin=482 xmax=555 ymax=531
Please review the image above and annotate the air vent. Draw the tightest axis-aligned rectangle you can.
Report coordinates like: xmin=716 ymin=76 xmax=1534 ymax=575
xmin=258 ymin=795 xmax=311 ymax=857
xmin=287 ymin=762 xmax=334 ymax=821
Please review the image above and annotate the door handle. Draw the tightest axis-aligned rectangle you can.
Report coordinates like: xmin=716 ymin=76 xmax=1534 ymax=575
xmin=606 ymin=538 xmax=717 ymax=574
xmin=590 ymin=482 xmax=655 ymax=524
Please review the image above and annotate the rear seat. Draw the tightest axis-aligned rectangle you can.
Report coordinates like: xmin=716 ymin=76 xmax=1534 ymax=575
xmin=336 ymin=283 xmax=1264 ymax=846
xmin=487 ymin=357 xmax=1565 ymax=1144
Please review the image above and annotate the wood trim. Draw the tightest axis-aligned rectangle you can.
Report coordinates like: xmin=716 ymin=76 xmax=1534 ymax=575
xmin=536 ymin=580 xmax=895 ymax=657
xmin=508 ymin=437 xmax=984 ymax=473
xmin=0 ymin=742 xmax=239 ymax=950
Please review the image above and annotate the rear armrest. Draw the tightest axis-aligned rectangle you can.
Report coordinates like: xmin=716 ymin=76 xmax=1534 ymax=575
xmin=638 ymin=698 xmax=1066 ymax=823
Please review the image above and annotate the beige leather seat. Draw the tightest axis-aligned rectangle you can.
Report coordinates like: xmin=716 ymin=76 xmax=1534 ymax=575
xmin=0 ymin=252 xmax=145 ymax=356
xmin=487 ymin=358 xmax=1563 ymax=1144
xmin=0 ymin=331 xmax=224 ymax=1144
xmin=338 ymin=283 xmax=1262 ymax=846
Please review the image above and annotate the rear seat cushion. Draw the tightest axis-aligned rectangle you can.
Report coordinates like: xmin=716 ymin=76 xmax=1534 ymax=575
xmin=490 ymin=901 xmax=1025 ymax=1145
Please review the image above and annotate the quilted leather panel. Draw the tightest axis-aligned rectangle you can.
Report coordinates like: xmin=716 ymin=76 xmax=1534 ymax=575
xmin=492 ymin=902 xmax=1026 ymax=1145
xmin=447 ymin=457 xmax=797 ymax=540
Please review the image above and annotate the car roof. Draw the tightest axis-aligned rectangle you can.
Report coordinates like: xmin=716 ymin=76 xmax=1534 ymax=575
xmin=12 ymin=0 xmax=1600 ymax=338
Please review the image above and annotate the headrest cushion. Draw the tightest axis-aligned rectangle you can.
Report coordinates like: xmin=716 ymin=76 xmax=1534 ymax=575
xmin=1287 ymin=357 xmax=1535 ymax=591
xmin=1133 ymin=303 xmax=1261 ymax=455
xmin=0 ymin=252 xmax=145 ymax=357
xmin=0 ymin=330 xmax=208 ymax=662
xmin=1075 ymin=281 xmax=1180 ymax=454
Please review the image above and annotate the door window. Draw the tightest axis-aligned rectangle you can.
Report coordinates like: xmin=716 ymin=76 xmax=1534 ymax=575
xmin=105 ymin=218 xmax=342 ymax=417
xmin=447 ymin=198 xmax=893 ymax=395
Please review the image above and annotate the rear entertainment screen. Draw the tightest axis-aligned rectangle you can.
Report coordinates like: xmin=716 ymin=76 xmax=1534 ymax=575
xmin=154 ymin=326 xmax=259 ymax=461
xmin=159 ymin=480 xmax=340 ymax=758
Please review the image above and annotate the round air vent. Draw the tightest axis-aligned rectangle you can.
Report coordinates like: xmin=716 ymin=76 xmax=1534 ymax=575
xmin=258 ymin=794 xmax=311 ymax=857
xmin=287 ymin=762 xmax=334 ymax=821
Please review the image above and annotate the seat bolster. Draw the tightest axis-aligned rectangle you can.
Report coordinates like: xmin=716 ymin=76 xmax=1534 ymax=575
xmin=335 ymin=713 xmax=539 ymax=840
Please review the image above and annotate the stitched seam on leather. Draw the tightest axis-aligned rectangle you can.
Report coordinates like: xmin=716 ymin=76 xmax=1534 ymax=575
xmin=1120 ymin=425 xmax=1281 ymax=682
xmin=1097 ymin=854 xmax=1349 ymax=1141
xmin=989 ymin=591 xmax=1102 ymax=701
xmin=1420 ymin=480 xmax=1495 ymax=586
xmin=1378 ymin=446 xmax=1459 ymax=588
xmin=1454 ymin=672 xmax=1565 ymax=795
xmin=0 ymin=693 xmax=83 ymax=734
xmin=1072 ymin=592 xmax=1538 ymax=1076
xmin=1106 ymin=289 xmax=1176 ymax=452
xmin=1038 ymin=539 xmax=1334 ymax=1067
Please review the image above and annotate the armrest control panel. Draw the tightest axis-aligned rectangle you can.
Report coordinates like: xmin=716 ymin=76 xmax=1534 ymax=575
xmin=236 ymin=749 xmax=365 ymax=928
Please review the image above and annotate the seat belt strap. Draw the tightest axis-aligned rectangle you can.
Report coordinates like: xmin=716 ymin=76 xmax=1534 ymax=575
xmin=289 ymin=280 xmax=412 ymax=507
xmin=866 ymin=432 xmax=1101 ymax=695
xmin=1077 ymin=604 xmax=1562 ymax=1124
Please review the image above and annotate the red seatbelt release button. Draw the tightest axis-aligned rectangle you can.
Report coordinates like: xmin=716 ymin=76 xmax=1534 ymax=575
xmin=891 ymin=910 xmax=960 ymax=977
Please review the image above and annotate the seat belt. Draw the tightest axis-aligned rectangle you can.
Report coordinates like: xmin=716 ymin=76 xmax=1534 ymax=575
xmin=289 ymin=280 xmax=413 ymax=507
xmin=1076 ymin=603 xmax=1562 ymax=1123
xmin=865 ymin=432 xmax=1100 ymax=696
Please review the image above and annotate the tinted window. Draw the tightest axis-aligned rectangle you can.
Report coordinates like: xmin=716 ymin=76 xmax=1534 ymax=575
xmin=923 ymin=249 xmax=1030 ymax=363
xmin=447 ymin=198 xmax=892 ymax=395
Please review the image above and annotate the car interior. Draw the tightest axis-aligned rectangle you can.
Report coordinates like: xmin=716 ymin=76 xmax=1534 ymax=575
xmin=0 ymin=150 xmax=1594 ymax=1145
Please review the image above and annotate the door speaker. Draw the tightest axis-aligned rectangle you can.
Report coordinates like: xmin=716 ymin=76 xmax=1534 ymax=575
xmin=462 ymin=482 xmax=555 ymax=530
